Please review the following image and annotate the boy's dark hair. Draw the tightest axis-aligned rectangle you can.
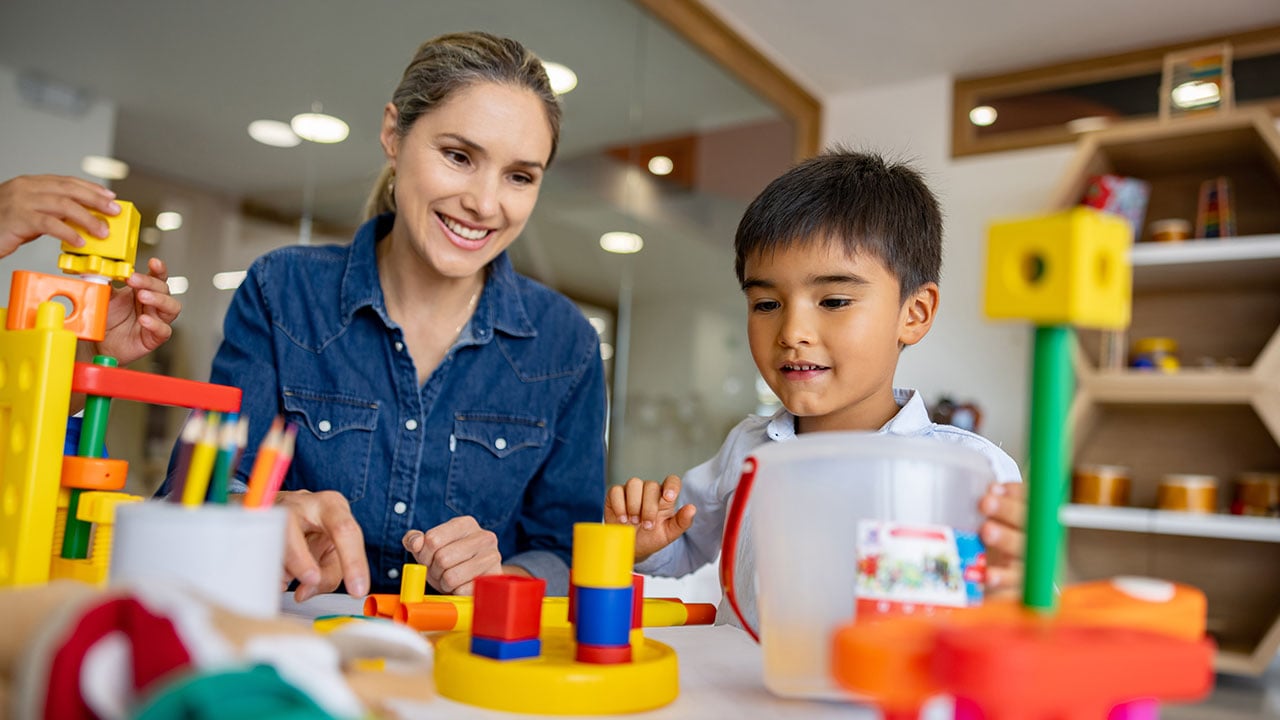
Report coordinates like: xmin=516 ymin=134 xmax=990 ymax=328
xmin=734 ymin=148 xmax=942 ymax=301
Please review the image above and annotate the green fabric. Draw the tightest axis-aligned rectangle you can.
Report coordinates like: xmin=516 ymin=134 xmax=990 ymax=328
xmin=133 ymin=665 xmax=336 ymax=720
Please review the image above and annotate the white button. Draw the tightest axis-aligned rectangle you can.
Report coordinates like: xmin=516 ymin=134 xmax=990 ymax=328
xmin=495 ymin=437 xmax=507 ymax=450
xmin=388 ymin=568 xmax=400 ymax=580
xmin=317 ymin=420 xmax=332 ymax=433
xmin=394 ymin=501 xmax=407 ymax=514
xmin=395 ymin=341 xmax=404 ymax=352
xmin=405 ymin=419 xmax=419 ymax=431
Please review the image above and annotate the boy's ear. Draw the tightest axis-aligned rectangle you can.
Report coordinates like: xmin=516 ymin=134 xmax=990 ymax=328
xmin=898 ymin=282 xmax=939 ymax=347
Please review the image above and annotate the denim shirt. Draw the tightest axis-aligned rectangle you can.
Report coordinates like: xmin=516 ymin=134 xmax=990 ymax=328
xmin=168 ymin=214 xmax=607 ymax=595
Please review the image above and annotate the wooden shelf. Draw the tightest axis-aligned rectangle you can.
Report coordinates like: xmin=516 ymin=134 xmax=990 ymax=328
xmin=1063 ymin=504 xmax=1280 ymax=542
xmin=1132 ymin=234 xmax=1280 ymax=291
xmin=1081 ymin=368 xmax=1259 ymax=403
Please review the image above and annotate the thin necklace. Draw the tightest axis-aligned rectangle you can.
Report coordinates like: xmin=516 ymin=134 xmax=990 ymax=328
xmin=453 ymin=288 xmax=480 ymax=337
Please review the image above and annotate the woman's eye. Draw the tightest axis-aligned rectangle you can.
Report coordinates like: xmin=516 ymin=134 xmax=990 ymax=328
xmin=444 ymin=149 xmax=470 ymax=165
xmin=511 ymin=173 xmax=535 ymax=185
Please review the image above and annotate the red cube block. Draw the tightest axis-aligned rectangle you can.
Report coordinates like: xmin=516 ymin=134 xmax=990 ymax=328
xmin=473 ymin=575 xmax=546 ymax=641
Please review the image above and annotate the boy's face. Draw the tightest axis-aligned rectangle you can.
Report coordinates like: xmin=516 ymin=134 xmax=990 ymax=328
xmin=742 ymin=240 xmax=937 ymax=434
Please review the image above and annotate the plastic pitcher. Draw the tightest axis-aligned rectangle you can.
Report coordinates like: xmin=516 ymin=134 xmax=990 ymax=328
xmin=721 ymin=432 xmax=994 ymax=700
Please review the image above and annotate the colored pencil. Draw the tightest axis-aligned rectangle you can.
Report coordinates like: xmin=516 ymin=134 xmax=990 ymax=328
xmin=181 ymin=411 xmax=222 ymax=507
xmin=259 ymin=422 xmax=298 ymax=507
xmin=243 ymin=416 xmax=285 ymax=508
xmin=207 ymin=414 xmax=243 ymax=504
xmin=166 ymin=411 xmax=205 ymax=503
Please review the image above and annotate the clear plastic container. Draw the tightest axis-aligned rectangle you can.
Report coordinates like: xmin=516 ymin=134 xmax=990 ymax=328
xmin=747 ymin=432 xmax=994 ymax=699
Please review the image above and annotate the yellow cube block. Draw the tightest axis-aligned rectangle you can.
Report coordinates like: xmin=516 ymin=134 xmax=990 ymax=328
xmin=62 ymin=199 xmax=140 ymax=265
xmin=984 ymin=207 xmax=1132 ymax=329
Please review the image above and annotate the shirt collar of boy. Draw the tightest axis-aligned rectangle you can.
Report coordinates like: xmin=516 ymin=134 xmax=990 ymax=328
xmin=765 ymin=388 xmax=930 ymax=441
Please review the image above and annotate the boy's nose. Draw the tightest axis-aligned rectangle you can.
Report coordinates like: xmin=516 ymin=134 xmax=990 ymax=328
xmin=777 ymin=309 xmax=814 ymax=347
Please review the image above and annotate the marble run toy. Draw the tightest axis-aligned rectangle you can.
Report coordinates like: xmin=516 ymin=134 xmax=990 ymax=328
xmin=0 ymin=200 xmax=242 ymax=589
xmin=431 ymin=523 xmax=680 ymax=714
xmin=825 ymin=207 xmax=1214 ymax=719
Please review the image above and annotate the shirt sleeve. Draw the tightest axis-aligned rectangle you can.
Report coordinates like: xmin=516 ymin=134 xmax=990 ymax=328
xmin=158 ymin=258 xmax=279 ymax=498
xmin=503 ymin=336 xmax=607 ymax=595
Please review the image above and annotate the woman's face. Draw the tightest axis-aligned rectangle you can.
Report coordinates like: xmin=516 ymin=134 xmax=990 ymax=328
xmin=380 ymin=81 xmax=554 ymax=280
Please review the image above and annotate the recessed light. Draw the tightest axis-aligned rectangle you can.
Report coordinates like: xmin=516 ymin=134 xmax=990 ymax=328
xmin=587 ymin=316 xmax=607 ymax=334
xmin=248 ymin=119 xmax=301 ymax=147
xmin=166 ymin=276 xmax=190 ymax=295
xmin=600 ymin=231 xmax=643 ymax=254
xmin=212 ymin=270 xmax=247 ymax=290
xmin=600 ymin=342 xmax=615 ymax=360
xmin=968 ymin=105 xmax=997 ymax=127
xmin=647 ymin=155 xmax=674 ymax=176
xmin=543 ymin=61 xmax=578 ymax=95
xmin=1171 ymin=80 xmax=1220 ymax=109
xmin=81 ymin=155 xmax=129 ymax=180
xmin=290 ymin=112 xmax=349 ymax=144
xmin=155 ymin=211 xmax=183 ymax=231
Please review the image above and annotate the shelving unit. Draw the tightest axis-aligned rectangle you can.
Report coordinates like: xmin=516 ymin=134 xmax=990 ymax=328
xmin=1049 ymin=110 xmax=1280 ymax=676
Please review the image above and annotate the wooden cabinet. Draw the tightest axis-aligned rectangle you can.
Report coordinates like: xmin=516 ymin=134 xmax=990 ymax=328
xmin=1050 ymin=110 xmax=1280 ymax=675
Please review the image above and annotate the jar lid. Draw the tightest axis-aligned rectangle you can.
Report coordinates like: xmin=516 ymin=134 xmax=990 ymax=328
xmin=1160 ymin=473 xmax=1218 ymax=487
xmin=1075 ymin=464 xmax=1131 ymax=477
xmin=1149 ymin=218 xmax=1191 ymax=232
xmin=1236 ymin=471 xmax=1280 ymax=486
xmin=1133 ymin=337 xmax=1177 ymax=354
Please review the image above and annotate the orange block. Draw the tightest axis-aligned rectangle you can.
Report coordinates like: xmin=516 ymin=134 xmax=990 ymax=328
xmin=6 ymin=271 xmax=110 ymax=341
xmin=60 ymin=456 xmax=129 ymax=491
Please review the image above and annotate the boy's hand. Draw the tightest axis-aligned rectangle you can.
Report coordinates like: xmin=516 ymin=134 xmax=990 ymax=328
xmin=979 ymin=481 xmax=1026 ymax=600
xmin=0 ymin=174 xmax=119 ymax=257
xmin=94 ymin=257 xmax=182 ymax=365
xmin=605 ymin=475 xmax=697 ymax=562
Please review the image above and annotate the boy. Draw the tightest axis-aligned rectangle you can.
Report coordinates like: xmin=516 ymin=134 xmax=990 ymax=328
xmin=606 ymin=150 xmax=1025 ymax=629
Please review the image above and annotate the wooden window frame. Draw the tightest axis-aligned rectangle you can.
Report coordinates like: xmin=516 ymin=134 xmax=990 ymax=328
xmin=952 ymin=25 xmax=1280 ymax=158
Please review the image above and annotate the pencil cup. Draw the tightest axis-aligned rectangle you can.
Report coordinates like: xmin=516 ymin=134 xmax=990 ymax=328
xmin=110 ymin=502 xmax=287 ymax=618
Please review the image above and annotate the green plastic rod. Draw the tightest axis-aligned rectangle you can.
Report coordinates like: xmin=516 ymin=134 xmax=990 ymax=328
xmin=1023 ymin=325 xmax=1074 ymax=612
xmin=62 ymin=355 xmax=118 ymax=560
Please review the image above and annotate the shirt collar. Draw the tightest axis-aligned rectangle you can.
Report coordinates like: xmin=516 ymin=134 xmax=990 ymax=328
xmin=765 ymin=388 xmax=931 ymax=441
xmin=339 ymin=213 xmax=537 ymax=339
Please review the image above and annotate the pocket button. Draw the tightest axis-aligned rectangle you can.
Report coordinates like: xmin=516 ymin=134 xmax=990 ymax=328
xmin=317 ymin=420 xmax=332 ymax=433
xmin=495 ymin=437 xmax=507 ymax=450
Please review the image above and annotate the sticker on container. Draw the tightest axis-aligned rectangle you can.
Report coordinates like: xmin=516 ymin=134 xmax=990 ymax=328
xmin=855 ymin=521 xmax=985 ymax=619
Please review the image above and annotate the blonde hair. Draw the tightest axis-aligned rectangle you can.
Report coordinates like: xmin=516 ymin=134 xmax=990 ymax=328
xmin=363 ymin=31 xmax=562 ymax=220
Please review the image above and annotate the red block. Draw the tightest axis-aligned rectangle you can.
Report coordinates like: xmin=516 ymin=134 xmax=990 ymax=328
xmin=631 ymin=574 xmax=644 ymax=629
xmin=72 ymin=362 xmax=242 ymax=413
xmin=473 ymin=575 xmax=546 ymax=641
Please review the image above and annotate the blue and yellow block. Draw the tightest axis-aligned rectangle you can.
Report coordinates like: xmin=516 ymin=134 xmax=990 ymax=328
xmin=984 ymin=207 xmax=1132 ymax=329
xmin=58 ymin=200 xmax=141 ymax=281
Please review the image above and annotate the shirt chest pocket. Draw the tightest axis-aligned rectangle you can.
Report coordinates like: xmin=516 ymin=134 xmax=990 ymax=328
xmin=446 ymin=414 xmax=549 ymax=528
xmin=282 ymin=389 xmax=379 ymax=504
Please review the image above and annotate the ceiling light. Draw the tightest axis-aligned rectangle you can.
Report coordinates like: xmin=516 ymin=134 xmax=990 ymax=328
xmin=600 ymin=231 xmax=643 ymax=254
xmin=1066 ymin=116 xmax=1110 ymax=134
xmin=1171 ymin=80 xmax=1221 ymax=109
xmin=166 ymin=276 xmax=190 ymax=295
xmin=968 ymin=106 xmax=997 ymax=127
xmin=647 ymin=155 xmax=674 ymax=176
xmin=290 ymin=112 xmax=349 ymax=143
xmin=212 ymin=270 xmax=247 ymax=290
xmin=248 ymin=119 xmax=301 ymax=147
xmin=81 ymin=155 xmax=129 ymax=180
xmin=155 ymin=211 xmax=183 ymax=231
xmin=543 ymin=61 xmax=578 ymax=95
xmin=139 ymin=227 xmax=162 ymax=247
xmin=587 ymin=316 xmax=607 ymax=334
xmin=600 ymin=342 xmax=615 ymax=361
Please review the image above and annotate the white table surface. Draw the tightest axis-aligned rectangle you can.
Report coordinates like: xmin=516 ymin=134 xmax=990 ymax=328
xmin=282 ymin=594 xmax=1280 ymax=720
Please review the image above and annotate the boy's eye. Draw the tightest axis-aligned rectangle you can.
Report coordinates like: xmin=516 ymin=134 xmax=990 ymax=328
xmin=751 ymin=299 xmax=780 ymax=313
xmin=820 ymin=298 xmax=852 ymax=309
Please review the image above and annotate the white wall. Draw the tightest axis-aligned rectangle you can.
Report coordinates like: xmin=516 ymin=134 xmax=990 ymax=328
xmin=823 ymin=75 xmax=1079 ymax=468
xmin=0 ymin=63 xmax=116 ymax=298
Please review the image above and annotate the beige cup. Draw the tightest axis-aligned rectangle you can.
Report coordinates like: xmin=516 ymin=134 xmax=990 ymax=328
xmin=1157 ymin=474 xmax=1218 ymax=513
xmin=1149 ymin=218 xmax=1191 ymax=242
xmin=1233 ymin=472 xmax=1280 ymax=517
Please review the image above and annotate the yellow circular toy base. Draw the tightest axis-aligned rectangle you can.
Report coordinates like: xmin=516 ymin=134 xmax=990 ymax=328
xmin=434 ymin=628 xmax=678 ymax=714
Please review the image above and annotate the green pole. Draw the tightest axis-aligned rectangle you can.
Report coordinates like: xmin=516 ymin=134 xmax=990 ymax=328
xmin=1023 ymin=325 xmax=1074 ymax=612
xmin=62 ymin=354 xmax=117 ymax=559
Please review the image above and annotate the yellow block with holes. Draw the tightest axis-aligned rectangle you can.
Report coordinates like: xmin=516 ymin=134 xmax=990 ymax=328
xmin=0 ymin=304 xmax=77 ymax=587
xmin=984 ymin=207 xmax=1132 ymax=329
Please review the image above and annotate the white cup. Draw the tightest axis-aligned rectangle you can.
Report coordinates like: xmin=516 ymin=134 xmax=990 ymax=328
xmin=110 ymin=502 xmax=286 ymax=618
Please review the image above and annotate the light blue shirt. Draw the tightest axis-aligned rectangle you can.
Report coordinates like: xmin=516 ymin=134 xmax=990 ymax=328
xmin=635 ymin=388 xmax=1021 ymax=629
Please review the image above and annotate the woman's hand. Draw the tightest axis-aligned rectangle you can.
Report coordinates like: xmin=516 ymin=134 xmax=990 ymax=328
xmin=402 ymin=516 xmax=506 ymax=596
xmin=275 ymin=489 xmax=371 ymax=602
xmin=0 ymin=174 xmax=119 ymax=258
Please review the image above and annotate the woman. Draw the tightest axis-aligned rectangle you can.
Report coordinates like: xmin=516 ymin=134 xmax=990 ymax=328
xmin=194 ymin=32 xmax=606 ymax=600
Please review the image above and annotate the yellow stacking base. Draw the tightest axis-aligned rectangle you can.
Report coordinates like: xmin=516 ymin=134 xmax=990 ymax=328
xmin=434 ymin=627 xmax=678 ymax=714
